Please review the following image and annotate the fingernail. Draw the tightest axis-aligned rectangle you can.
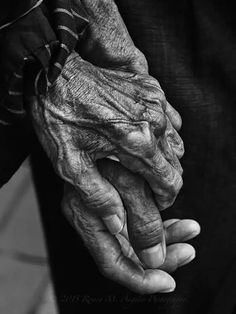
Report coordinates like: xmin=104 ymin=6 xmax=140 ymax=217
xmin=103 ymin=215 xmax=123 ymax=235
xmin=139 ymin=243 xmax=165 ymax=269
xmin=178 ymin=252 xmax=196 ymax=267
xmin=159 ymin=286 xmax=176 ymax=293
xmin=182 ymin=229 xmax=200 ymax=242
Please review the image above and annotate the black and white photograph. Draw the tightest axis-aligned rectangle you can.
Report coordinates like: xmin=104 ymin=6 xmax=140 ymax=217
xmin=0 ymin=0 xmax=235 ymax=313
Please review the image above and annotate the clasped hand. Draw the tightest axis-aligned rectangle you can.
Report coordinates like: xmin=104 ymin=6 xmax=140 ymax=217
xmin=29 ymin=52 xmax=199 ymax=293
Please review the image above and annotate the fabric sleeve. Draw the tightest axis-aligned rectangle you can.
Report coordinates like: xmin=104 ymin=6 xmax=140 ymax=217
xmin=0 ymin=0 xmax=89 ymax=187
xmin=0 ymin=0 xmax=89 ymax=125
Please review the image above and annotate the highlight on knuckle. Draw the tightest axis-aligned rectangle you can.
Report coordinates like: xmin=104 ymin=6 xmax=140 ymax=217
xmin=124 ymin=125 xmax=155 ymax=158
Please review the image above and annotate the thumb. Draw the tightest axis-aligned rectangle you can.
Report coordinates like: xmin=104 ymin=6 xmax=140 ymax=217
xmin=97 ymin=159 xmax=166 ymax=269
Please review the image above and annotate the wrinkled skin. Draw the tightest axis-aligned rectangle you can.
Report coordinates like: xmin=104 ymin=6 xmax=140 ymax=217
xmin=62 ymin=159 xmax=200 ymax=294
xmin=29 ymin=52 xmax=185 ymax=265
xmin=27 ymin=0 xmax=192 ymax=286
xmin=31 ymin=52 xmax=183 ymax=209
xmin=80 ymin=0 xmax=184 ymax=159
xmin=80 ymin=0 xmax=184 ymax=209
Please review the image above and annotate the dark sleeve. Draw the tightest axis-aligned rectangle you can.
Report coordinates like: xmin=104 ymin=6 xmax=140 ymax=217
xmin=0 ymin=0 xmax=89 ymax=187
xmin=0 ymin=0 xmax=39 ymax=28
xmin=0 ymin=0 xmax=89 ymax=125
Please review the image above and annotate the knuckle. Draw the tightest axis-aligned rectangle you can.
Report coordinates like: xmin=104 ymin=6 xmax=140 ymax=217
xmin=153 ymin=113 xmax=167 ymax=137
xmin=84 ymin=187 xmax=119 ymax=213
xmin=169 ymin=172 xmax=183 ymax=195
xmin=84 ymin=190 xmax=108 ymax=209
xmin=166 ymin=124 xmax=182 ymax=145
xmin=168 ymin=140 xmax=185 ymax=159
xmin=125 ymin=124 xmax=156 ymax=157
xmin=156 ymin=174 xmax=183 ymax=210
xmin=129 ymin=216 xmax=163 ymax=250
xmin=159 ymin=198 xmax=176 ymax=211
xmin=177 ymin=145 xmax=185 ymax=159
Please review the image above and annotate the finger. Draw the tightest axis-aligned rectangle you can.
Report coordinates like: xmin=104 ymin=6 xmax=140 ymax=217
xmin=165 ymin=219 xmax=201 ymax=244
xmin=160 ymin=243 xmax=196 ymax=273
xmin=117 ymin=219 xmax=200 ymax=261
xmin=165 ymin=102 xmax=182 ymax=131
xmin=96 ymin=231 xmax=176 ymax=294
xmin=163 ymin=219 xmax=180 ymax=228
xmin=140 ymin=92 xmax=168 ymax=137
xmin=63 ymin=189 xmax=176 ymax=294
xmin=158 ymin=136 xmax=183 ymax=174
xmin=97 ymin=158 xmax=166 ymax=269
xmin=116 ymin=122 xmax=183 ymax=210
xmin=73 ymin=153 xmax=125 ymax=235
xmin=117 ymin=223 xmax=197 ymax=275
xmin=119 ymin=219 xmax=200 ymax=260
xmin=116 ymin=233 xmax=141 ymax=265
xmin=165 ymin=117 xmax=185 ymax=159
xmin=143 ymin=107 xmax=167 ymax=138
xmin=140 ymin=101 xmax=184 ymax=159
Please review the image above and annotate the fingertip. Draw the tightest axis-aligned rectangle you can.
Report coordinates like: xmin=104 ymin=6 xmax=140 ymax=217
xmin=176 ymin=243 xmax=195 ymax=263
xmin=160 ymin=243 xmax=196 ymax=273
xmin=181 ymin=220 xmax=201 ymax=241
xmin=152 ymin=270 xmax=176 ymax=293
xmin=177 ymin=244 xmax=196 ymax=267
xmin=165 ymin=219 xmax=201 ymax=244
xmin=141 ymin=269 xmax=176 ymax=294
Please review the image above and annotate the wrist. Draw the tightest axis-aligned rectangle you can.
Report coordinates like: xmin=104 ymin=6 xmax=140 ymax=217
xmin=79 ymin=0 xmax=148 ymax=73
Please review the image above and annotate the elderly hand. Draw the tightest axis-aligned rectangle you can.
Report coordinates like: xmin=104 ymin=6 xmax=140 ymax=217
xmin=29 ymin=0 xmax=184 ymax=235
xmin=80 ymin=0 xmax=185 ymax=209
xmin=30 ymin=51 xmax=183 ymax=237
xmin=62 ymin=159 xmax=200 ymax=294
xmin=80 ymin=0 xmax=184 ymax=168
xmin=28 ymin=0 xmax=186 ymax=271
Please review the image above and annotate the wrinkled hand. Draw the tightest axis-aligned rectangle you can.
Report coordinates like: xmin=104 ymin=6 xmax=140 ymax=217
xmin=80 ymin=0 xmax=184 ymax=164
xmin=78 ymin=0 xmax=188 ymax=271
xmin=62 ymin=159 xmax=200 ymax=294
xmin=29 ymin=0 xmax=185 ymax=268
xmin=80 ymin=0 xmax=185 ymax=209
xmin=30 ymin=51 xmax=183 ymax=229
